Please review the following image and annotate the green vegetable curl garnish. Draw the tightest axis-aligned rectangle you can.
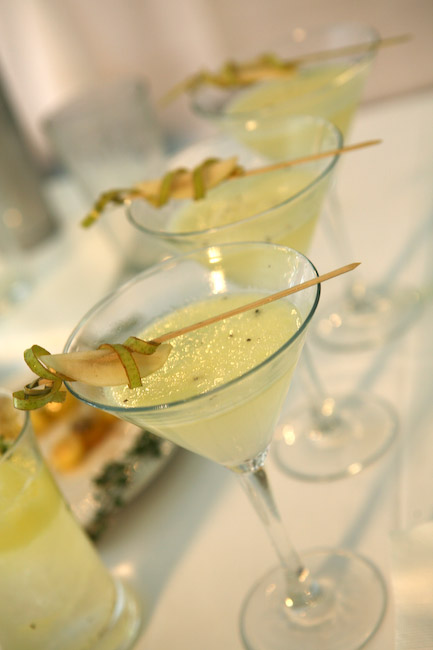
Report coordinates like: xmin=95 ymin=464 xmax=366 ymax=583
xmin=13 ymin=338 xmax=160 ymax=411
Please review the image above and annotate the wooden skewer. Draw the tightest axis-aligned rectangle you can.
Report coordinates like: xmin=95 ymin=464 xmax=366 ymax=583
xmin=152 ymin=262 xmax=360 ymax=344
xmin=286 ymin=33 xmax=411 ymax=66
xmin=159 ymin=34 xmax=411 ymax=106
xmin=14 ymin=262 xmax=359 ymax=402
xmin=242 ymin=140 xmax=381 ymax=178
xmin=82 ymin=139 xmax=380 ymax=228
xmin=127 ymin=140 xmax=381 ymax=203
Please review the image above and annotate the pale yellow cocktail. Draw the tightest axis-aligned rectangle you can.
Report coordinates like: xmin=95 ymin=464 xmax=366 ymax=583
xmin=0 ymin=394 xmax=140 ymax=650
xmin=226 ymin=61 xmax=371 ymax=139
xmin=108 ymin=292 xmax=304 ymax=466
xmin=169 ymin=169 xmax=320 ymax=254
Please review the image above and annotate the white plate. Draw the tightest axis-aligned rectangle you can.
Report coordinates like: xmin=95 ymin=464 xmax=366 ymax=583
xmin=39 ymin=410 xmax=177 ymax=538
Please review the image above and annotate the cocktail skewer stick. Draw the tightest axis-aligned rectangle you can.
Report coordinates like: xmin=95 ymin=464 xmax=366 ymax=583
xmin=159 ymin=34 xmax=411 ymax=106
xmin=13 ymin=262 xmax=359 ymax=407
xmin=82 ymin=140 xmax=380 ymax=226
xmin=153 ymin=262 xmax=360 ymax=344
xmin=277 ymin=33 xmax=411 ymax=65
xmin=240 ymin=140 xmax=381 ymax=178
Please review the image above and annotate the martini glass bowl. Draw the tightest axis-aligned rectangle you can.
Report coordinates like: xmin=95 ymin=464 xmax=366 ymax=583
xmin=128 ymin=114 xmax=341 ymax=259
xmin=64 ymin=242 xmax=386 ymax=650
xmin=190 ymin=22 xmax=380 ymax=140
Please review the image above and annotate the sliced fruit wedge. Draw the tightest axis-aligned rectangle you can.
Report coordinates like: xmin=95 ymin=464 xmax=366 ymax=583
xmin=40 ymin=343 xmax=172 ymax=387
xmin=134 ymin=156 xmax=240 ymax=203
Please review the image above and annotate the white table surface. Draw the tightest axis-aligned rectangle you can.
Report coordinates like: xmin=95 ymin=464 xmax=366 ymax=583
xmin=1 ymin=87 xmax=432 ymax=650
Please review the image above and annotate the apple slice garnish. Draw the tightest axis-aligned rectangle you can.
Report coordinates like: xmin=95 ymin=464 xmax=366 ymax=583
xmin=40 ymin=343 xmax=172 ymax=387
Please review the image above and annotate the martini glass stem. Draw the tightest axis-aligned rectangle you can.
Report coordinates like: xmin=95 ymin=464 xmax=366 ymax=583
xmin=232 ymin=456 xmax=317 ymax=607
xmin=325 ymin=188 xmax=367 ymax=301
xmin=300 ymin=344 xmax=327 ymax=400
xmin=283 ymin=344 xmax=347 ymax=449
xmin=299 ymin=344 xmax=345 ymax=432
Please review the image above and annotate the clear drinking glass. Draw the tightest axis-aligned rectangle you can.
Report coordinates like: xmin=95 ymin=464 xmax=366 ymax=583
xmin=0 ymin=390 xmax=141 ymax=650
xmin=43 ymin=77 xmax=167 ymax=273
xmin=127 ymin=120 xmax=398 ymax=481
xmin=190 ymin=21 xmax=421 ymax=351
xmin=43 ymin=77 xmax=165 ymax=199
xmin=63 ymin=242 xmax=386 ymax=650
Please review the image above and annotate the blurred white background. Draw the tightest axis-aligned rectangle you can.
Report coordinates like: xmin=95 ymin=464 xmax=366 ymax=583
xmin=0 ymin=0 xmax=431 ymax=163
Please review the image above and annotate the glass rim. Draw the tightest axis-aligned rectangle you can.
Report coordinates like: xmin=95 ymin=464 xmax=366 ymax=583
xmin=127 ymin=116 xmax=343 ymax=239
xmin=0 ymin=389 xmax=29 ymax=465
xmin=64 ymin=241 xmax=320 ymax=415
xmin=190 ymin=22 xmax=381 ymax=121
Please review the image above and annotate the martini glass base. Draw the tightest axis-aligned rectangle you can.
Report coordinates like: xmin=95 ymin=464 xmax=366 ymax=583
xmin=272 ymin=392 xmax=398 ymax=481
xmin=240 ymin=548 xmax=386 ymax=650
xmin=312 ymin=284 xmax=423 ymax=351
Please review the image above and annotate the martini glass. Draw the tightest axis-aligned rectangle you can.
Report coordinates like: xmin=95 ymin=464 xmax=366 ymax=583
xmin=190 ymin=22 xmax=379 ymax=143
xmin=63 ymin=242 xmax=386 ymax=650
xmin=189 ymin=21 xmax=421 ymax=351
xmin=127 ymin=121 xmax=398 ymax=481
